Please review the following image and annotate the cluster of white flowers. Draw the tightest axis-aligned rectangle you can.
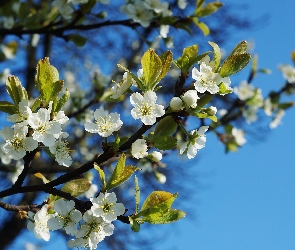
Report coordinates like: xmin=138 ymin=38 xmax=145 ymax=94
xmin=27 ymin=192 xmax=125 ymax=249
xmin=0 ymin=100 xmax=72 ymax=166
xmin=192 ymin=56 xmax=232 ymax=95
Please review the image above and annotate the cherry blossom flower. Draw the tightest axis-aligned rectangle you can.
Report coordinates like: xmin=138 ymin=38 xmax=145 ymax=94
xmin=192 ymin=58 xmax=231 ymax=94
xmin=181 ymin=90 xmax=199 ymax=108
xmin=91 ymin=192 xmax=125 ymax=223
xmin=27 ymin=205 xmax=54 ymax=241
xmin=27 ymin=106 xmax=61 ymax=147
xmin=49 ymin=132 xmax=72 ymax=167
xmin=278 ymin=64 xmax=295 ymax=83
xmin=67 ymin=210 xmax=114 ymax=250
xmin=110 ymin=72 xmax=133 ymax=99
xmin=131 ymin=139 xmax=148 ymax=159
xmin=170 ymin=97 xmax=183 ymax=111
xmin=84 ymin=107 xmax=123 ymax=137
xmin=180 ymin=126 xmax=209 ymax=159
xmin=7 ymin=100 xmax=32 ymax=125
xmin=120 ymin=1 xmax=153 ymax=27
xmin=232 ymin=127 xmax=246 ymax=146
xmin=270 ymin=109 xmax=285 ymax=129
xmin=0 ymin=125 xmax=38 ymax=160
xmin=130 ymin=91 xmax=165 ymax=125
xmin=233 ymin=81 xmax=255 ymax=100
xmin=48 ymin=199 xmax=82 ymax=236
xmin=148 ymin=151 xmax=162 ymax=162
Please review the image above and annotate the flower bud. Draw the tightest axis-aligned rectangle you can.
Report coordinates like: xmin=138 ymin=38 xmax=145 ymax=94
xmin=181 ymin=90 xmax=199 ymax=108
xmin=148 ymin=151 xmax=162 ymax=162
xmin=170 ymin=97 xmax=183 ymax=111
xmin=206 ymin=106 xmax=217 ymax=116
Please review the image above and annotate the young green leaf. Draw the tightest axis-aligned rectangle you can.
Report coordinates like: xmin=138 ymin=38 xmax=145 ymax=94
xmin=0 ymin=101 xmax=18 ymax=115
xmin=157 ymin=50 xmax=172 ymax=82
xmin=208 ymin=41 xmax=221 ymax=71
xmin=68 ymin=34 xmax=87 ymax=47
xmin=54 ymin=88 xmax=70 ymax=113
xmin=219 ymin=53 xmax=252 ymax=77
xmin=105 ymin=153 xmax=140 ymax=191
xmin=34 ymin=173 xmax=50 ymax=184
xmin=6 ymin=76 xmax=28 ymax=105
xmin=94 ymin=163 xmax=106 ymax=190
xmin=129 ymin=216 xmax=141 ymax=232
xmin=140 ymin=208 xmax=186 ymax=224
xmin=192 ymin=18 xmax=210 ymax=36
xmin=135 ymin=175 xmax=140 ymax=214
xmin=61 ymin=178 xmax=92 ymax=197
xmin=153 ymin=116 xmax=177 ymax=138
xmin=195 ymin=1 xmax=223 ymax=17
xmin=141 ymin=49 xmax=162 ymax=90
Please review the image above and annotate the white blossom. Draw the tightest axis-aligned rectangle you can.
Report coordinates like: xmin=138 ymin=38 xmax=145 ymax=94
xmin=148 ymin=151 xmax=162 ymax=162
xmin=110 ymin=72 xmax=133 ymax=99
xmin=52 ymin=0 xmax=74 ymax=20
xmin=178 ymin=0 xmax=187 ymax=9
xmin=278 ymin=64 xmax=295 ymax=83
xmin=67 ymin=210 xmax=114 ymax=250
xmin=28 ymin=106 xmax=61 ymax=147
xmin=270 ymin=109 xmax=285 ymax=129
xmin=91 ymin=192 xmax=125 ymax=223
xmin=7 ymin=100 xmax=32 ymax=125
xmin=1 ymin=16 xmax=14 ymax=29
xmin=27 ymin=205 xmax=54 ymax=241
xmin=233 ymin=80 xmax=255 ymax=100
xmin=68 ymin=0 xmax=89 ymax=4
xmin=49 ymin=132 xmax=72 ymax=167
xmin=232 ymin=127 xmax=246 ymax=146
xmin=48 ymin=199 xmax=82 ymax=236
xmin=160 ymin=25 xmax=169 ymax=38
xmin=144 ymin=0 xmax=169 ymax=14
xmin=170 ymin=97 xmax=183 ymax=111
xmin=180 ymin=126 xmax=209 ymax=159
xmin=264 ymin=98 xmax=274 ymax=116
xmin=120 ymin=2 xmax=153 ymax=27
xmin=181 ymin=90 xmax=199 ymax=108
xmin=0 ymin=125 xmax=38 ymax=160
xmin=131 ymin=139 xmax=148 ymax=159
xmin=130 ymin=91 xmax=165 ymax=125
xmin=242 ymin=106 xmax=258 ymax=124
xmin=192 ymin=62 xmax=230 ymax=94
xmin=84 ymin=107 xmax=123 ymax=137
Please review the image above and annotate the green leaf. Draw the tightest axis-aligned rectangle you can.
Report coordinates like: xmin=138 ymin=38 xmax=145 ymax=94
xmin=153 ymin=135 xmax=177 ymax=150
xmin=193 ymin=18 xmax=210 ymax=36
xmin=141 ymin=191 xmax=175 ymax=211
xmin=135 ymin=176 xmax=140 ymax=214
xmin=227 ymin=41 xmax=249 ymax=57
xmin=31 ymin=97 xmax=42 ymax=111
xmin=195 ymin=2 xmax=223 ymax=17
xmin=278 ymin=102 xmax=294 ymax=110
xmin=18 ymin=2 xmax=27 ymax=23
xmin=157 ymin=50 xmax=172 ymax=82
xmin=35 ymin=57 xmax=63 ymax=105
xmin=141 ymin=208 xmax=186 ymax=224
xmin=141 ymin=49 xmax=162 ymax=90
xmin=154 ymin=116 xmax=177 ymax=138
xmin=0 ymin=101 xmax=18 ymax=115
xmin=6 ymin=76 xmax=28 ymax=105
xmin=218 ymin=82 xmax=233 ymax=95
xmin=219 ymin=53 xmax=252 ymax=77
xmin=129 ymin=216 xmax=141 ymax=232
xmin=197 ymin=94 xmax=214 ymax=107
xmin=195 ymin=112 xmax=217 ymax=122
xmin=208 ymin=41 xmax=221 ymax=71
xmin=69 ymin=34 xmax=87 ymax=47
xmin=175 ymin=44 xmax=199 ymax=73
xmin=94 ymin=163 xmax=106 ymax=190
xmin=105 ymin=153 xmax=139 ymax=191
xmin=54 ymin=89 xmax=70 ymax=112
xmin=61 ymin=178 xmax=92 ymax=197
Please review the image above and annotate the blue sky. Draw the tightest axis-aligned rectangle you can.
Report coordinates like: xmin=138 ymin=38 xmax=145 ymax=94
xmin=157 ymin=0 xmax=295 ymax=249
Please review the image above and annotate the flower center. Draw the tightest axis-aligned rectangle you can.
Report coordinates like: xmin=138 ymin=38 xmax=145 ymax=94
xmin=139 ymin=102 xmax=153 ymax=116
xmin=96 ymin=116 xmax=114 ymax=132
